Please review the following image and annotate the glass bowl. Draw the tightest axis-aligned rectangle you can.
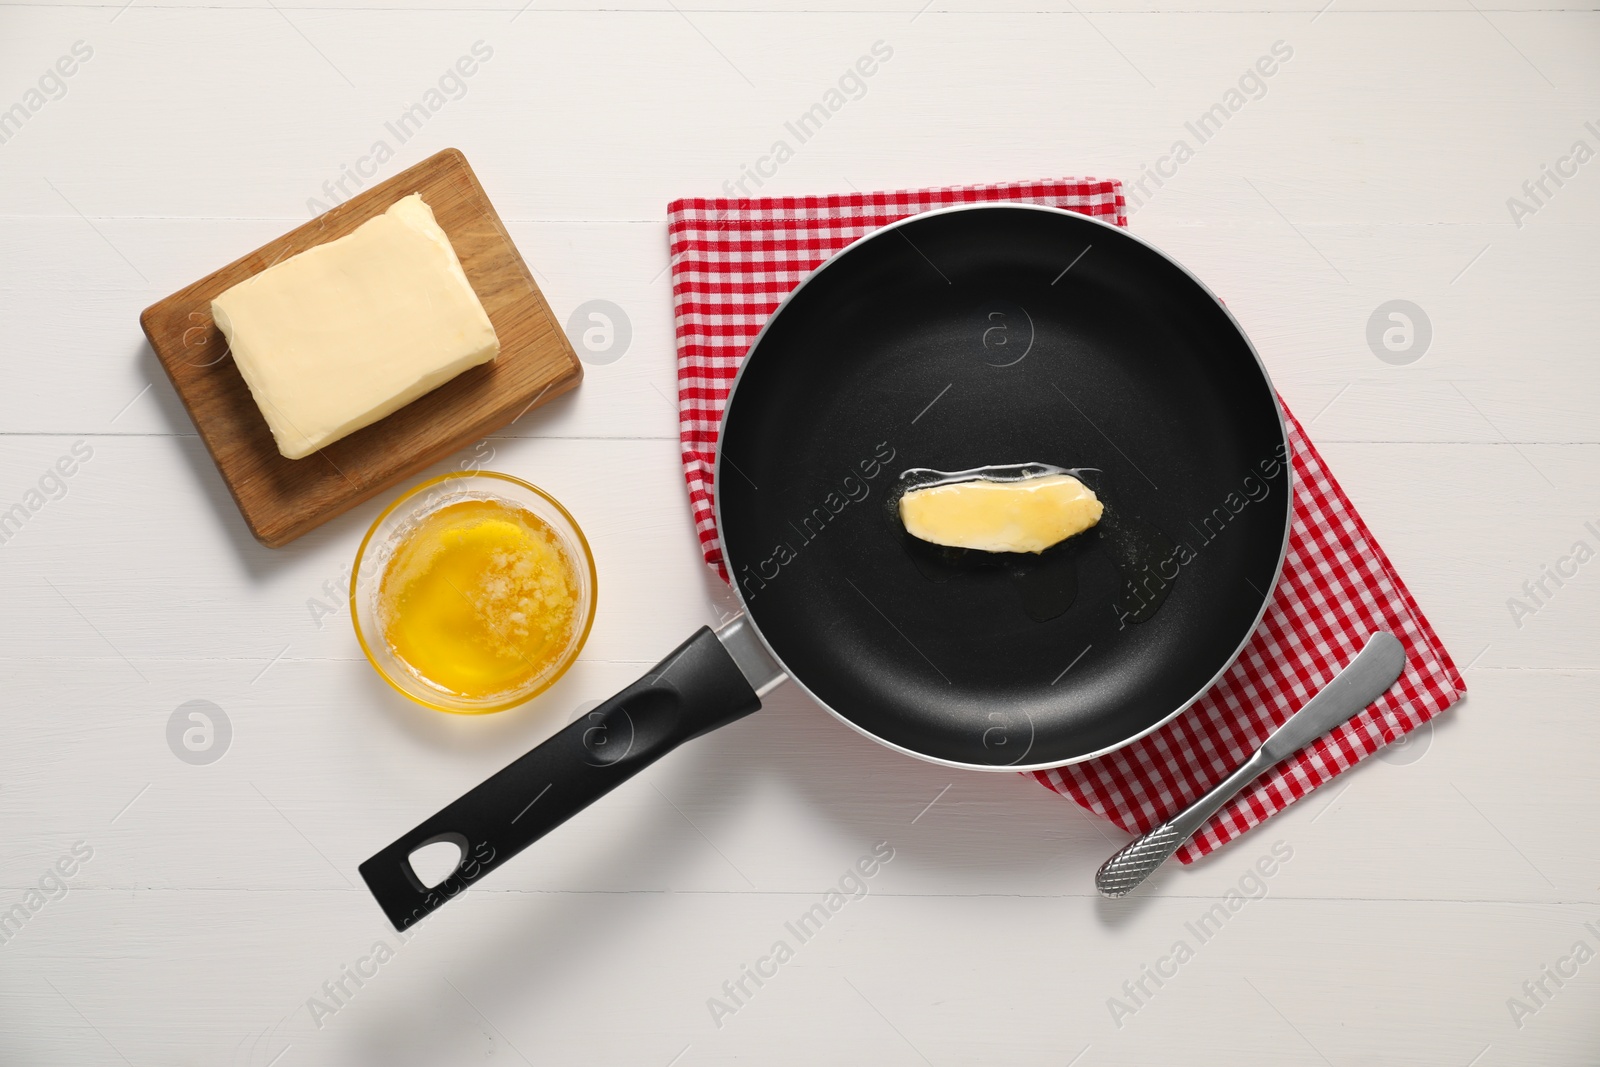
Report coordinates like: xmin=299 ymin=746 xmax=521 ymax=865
xmin=350 ymin=471 xmax=597 ymax=714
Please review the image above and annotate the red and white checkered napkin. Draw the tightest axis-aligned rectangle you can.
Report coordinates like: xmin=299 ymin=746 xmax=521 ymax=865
xmin=667 ymin=179 xmax=1466 ymax=863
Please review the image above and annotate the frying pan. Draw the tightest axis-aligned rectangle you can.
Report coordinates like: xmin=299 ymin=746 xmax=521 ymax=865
xmin=359 ymin=203 xmax=1292 ymax=930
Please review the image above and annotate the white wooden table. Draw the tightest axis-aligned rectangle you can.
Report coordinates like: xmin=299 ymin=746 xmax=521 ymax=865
xmin=3 ymin=3 xmax=1597 ymax=1063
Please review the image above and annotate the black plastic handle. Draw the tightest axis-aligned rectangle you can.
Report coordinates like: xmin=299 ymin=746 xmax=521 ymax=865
xmin=359 ymin=626 xmax=762 ymax=930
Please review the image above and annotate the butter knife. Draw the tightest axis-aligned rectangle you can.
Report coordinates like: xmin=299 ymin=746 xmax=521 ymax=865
xmin=1094 ymin=631 xmax=1407 ymax=898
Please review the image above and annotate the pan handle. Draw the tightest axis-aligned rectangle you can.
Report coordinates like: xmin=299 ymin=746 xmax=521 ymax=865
xmin=359 ymin=623 xmax=777 ymax=931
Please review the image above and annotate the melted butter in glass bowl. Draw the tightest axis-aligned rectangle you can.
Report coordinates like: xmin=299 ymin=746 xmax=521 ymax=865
xmin=351 ymin=472 xmax=597 ymax=714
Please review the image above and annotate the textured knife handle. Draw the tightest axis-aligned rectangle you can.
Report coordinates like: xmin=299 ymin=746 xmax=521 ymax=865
xmin=1095 ymin=822 xmax=1189 ymax=897
xmin=1094 ymin=748 xmax=1268 ymax=898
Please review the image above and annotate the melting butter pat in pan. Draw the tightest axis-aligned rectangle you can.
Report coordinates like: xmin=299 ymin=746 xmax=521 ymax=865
xmin=899 ymin=473 xmax=1104 ymax=554
xmin=210 ymin=194 xmax=500 ymax=460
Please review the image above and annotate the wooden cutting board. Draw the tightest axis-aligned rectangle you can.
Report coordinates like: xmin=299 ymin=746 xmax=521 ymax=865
xmin=140 ymin=148 xmax=581 ymax=548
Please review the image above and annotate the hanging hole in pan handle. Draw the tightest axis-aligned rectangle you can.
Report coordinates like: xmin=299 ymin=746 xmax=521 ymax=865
xmin=406 ymin=833 xmax=469 ymax=891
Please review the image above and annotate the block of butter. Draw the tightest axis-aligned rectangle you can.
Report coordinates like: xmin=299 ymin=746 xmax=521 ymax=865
xmin=211 ymin=194 xmax=499 ymax=460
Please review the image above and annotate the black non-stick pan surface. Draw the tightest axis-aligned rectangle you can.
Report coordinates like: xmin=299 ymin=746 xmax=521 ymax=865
xmin=718 ymin=203 xmax=1290 ymax=768
xmin=360 ymin=204 xmax=1291 ymax=930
